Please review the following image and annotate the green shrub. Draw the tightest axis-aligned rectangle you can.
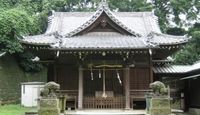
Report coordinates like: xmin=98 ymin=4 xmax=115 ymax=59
xmin=16 ymin=52 xmax=43 ymax=72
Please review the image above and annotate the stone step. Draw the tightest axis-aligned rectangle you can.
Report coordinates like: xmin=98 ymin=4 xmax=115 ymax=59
xmin=25 ymin=111 xmax=38 ymax=115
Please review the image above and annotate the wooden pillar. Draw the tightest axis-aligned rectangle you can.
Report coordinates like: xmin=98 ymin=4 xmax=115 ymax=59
xmin=124 ymin=66 xmax=130 ymax=109
xmin=78 ymin=65 xmax=83 ymax=109
xmin=53 ymin=64 xmax=57 ymax=83
xmin=149 ymin=49 xmax=153 ymax=83
xmin=47 ymin=64 xmax=54 ymax=82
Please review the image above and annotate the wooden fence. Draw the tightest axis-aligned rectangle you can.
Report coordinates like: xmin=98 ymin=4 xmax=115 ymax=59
xmin=83 ymin=96 xmax=125 ymax=109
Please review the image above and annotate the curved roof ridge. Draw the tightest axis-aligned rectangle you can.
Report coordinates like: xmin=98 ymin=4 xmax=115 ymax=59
xmin=64 ymin=8 xmax=103 ymax=37
xmin=45 ymin=12 xmax=62 ymax=35
xmin=64 ymin=1 xmax=141 ymax=37
xmin=146 ymin=31 xmax=189 ymax=45
xmin=144 ymin=13 xmax=162 ymax=35
xmin=45 ymin=14 xmax=54 ymax=34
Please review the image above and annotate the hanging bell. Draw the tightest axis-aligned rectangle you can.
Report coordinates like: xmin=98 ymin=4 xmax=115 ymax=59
xmin=99 ymin=70 xmax=101 ymax=78
xmin=91 ymin=72 xmax=94 ymax=80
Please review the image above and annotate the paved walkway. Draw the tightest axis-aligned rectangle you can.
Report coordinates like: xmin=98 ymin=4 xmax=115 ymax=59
xmin=28 ymin=110 xmax=188 ymax=115
xmin=62 ymin=109 xmax=188 ymax=115
xmin=65 ymin=110 xmax=146 ymax=115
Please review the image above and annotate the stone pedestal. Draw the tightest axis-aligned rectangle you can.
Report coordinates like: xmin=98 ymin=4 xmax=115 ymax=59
xmin=145 ymin=95 xmax=152 ymax=114
xmin=149 ymin=97 xmax=171 ymax=115
xmin=59 ymin=96 xmax=67 ymax=113
xmin=38 ymin=98 xmax=60 ymax=115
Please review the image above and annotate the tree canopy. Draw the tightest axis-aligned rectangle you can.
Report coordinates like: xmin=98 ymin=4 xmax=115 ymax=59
xmin=174 ymin=23 xmax=200 ymax=65
xmin=0 ymin=8 xmax=41 ymax=54
xmin=152 ymin=0 xmax=200 ymax=32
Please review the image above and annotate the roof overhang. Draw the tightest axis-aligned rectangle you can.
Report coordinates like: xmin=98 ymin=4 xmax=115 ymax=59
xmin=0 ymin=52 xmax=6 ymax=57
xmin=180 ymin=74 xmax=200 ymax=80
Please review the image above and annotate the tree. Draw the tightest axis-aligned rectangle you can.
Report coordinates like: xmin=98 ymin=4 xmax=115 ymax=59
xmin=108 ymin=0 xmax=152 ymax=12
xmin=174 ymin=23 xmax=200 ymax=64
xmin=166 ymin=27 xmax=186 ymax=36
xmin=0 ymin=8 xmax=41 ymax=54
xmin=152 ymin=0 xmax=200 ymax=32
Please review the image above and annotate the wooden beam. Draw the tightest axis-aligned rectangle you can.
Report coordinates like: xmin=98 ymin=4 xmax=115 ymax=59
xmin=78 ymin=65 xmax=83 ymax=109
xmin=124 ymin=66 xmax=130 ymax=109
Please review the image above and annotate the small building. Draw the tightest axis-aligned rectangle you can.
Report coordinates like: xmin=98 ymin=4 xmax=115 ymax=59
xmin=21 ymin=82 xmax=45 ymax=107
xmin=20 ymin=1 xmax=188 ymax=110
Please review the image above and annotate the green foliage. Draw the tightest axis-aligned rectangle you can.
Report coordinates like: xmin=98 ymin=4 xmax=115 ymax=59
xmin=152 ymin=0 xmax=200 ymax=32
xmin=152 ymin=0 xmax=170 ymax=32
xmin=0 ymin=7 xmax=45 ymax=72
xmin=0 ymin=0 xmax=19 ymax=9
xmin=174 ymin=45 xmax=200 ymax=65
xmin=0 ymin=55 xmax=47 ymax=103
xmin=17 ymin=52 xmax=44 ymax=72
xmin=42 ymin=0 xmax=69 ymax=12
xmin=174 ymin=23 xmax=200 ymax=64
xmin=109 ymin=0 xmax=152 ymax=12
xmin=0 ymin=8 xmax=41 ymax=54
xmin=166 ymin=27 xmax=186 ymax=35
xmin=0 ymin=104 xmax=36 ymax=115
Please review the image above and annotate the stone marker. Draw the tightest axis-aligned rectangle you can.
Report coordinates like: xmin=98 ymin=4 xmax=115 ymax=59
xmin=147 ymin=81 xmax=171 ymax=115
xmin=150 ymin=97 xmax=171 ymax=115
xmin=38 ymin=82 xmax=60 ymax=115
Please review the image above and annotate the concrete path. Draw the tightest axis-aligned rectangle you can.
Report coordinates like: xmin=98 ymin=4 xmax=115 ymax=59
xmin=64 ymin=110 xmax=146 ymax=115
xmin=62 ymin=109 xmax=188 ymax=115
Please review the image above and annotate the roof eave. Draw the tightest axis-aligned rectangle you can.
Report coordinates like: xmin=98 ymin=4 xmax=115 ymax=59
xmin=20 ymin=41 xmax=51 ymax=46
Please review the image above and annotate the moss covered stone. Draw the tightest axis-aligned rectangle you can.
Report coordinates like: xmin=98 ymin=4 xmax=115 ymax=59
xmin=38 ymin=98 xmax=60 ymax=115
xmin=150 ymin=98 xmax=171 ymax=115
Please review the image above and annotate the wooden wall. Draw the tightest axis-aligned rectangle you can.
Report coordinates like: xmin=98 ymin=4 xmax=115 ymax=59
xmin=56 ymin=65 xmax=78 ymax=90
xmin=189 ymin=78 xmax=200 ymax=108
xmin=47 ymin=64 xmax=151 ymax=96
xmin=130 ymin=67 xmax=151 ymax=90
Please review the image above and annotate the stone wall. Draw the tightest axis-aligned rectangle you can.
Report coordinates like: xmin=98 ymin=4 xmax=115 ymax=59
xmin=0 ymin=55 xmax=47 ymax=104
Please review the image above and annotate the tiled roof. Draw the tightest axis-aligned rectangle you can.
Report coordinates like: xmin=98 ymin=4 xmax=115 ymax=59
xmin=46 ymin=12 xmax=160 ymax=37
xmin=54 ymin=32 xmax=151 ymax=50
xmin=22 ymin=31 xmax=188 ymax=48
xmin=45 ymin=1 xmax=161 ymax=37
xmin=22 ymin=1 xmax=189 ymax=49
xmin=65 ymin=2 xmax=141 ymax=37
xmin=21 ymin=34 xmax=58 ymax=45
xmin=153 ymin=61 xmax=200 ymax=74
xmin=147 ymin=32 xmax=188 ymax=45
xmin=153 ymin=65 xmax=191 ymax=74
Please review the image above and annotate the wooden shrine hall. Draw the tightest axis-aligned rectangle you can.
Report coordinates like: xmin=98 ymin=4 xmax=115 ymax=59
xmin=21 ymin=1 xmax=188 ymax=110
